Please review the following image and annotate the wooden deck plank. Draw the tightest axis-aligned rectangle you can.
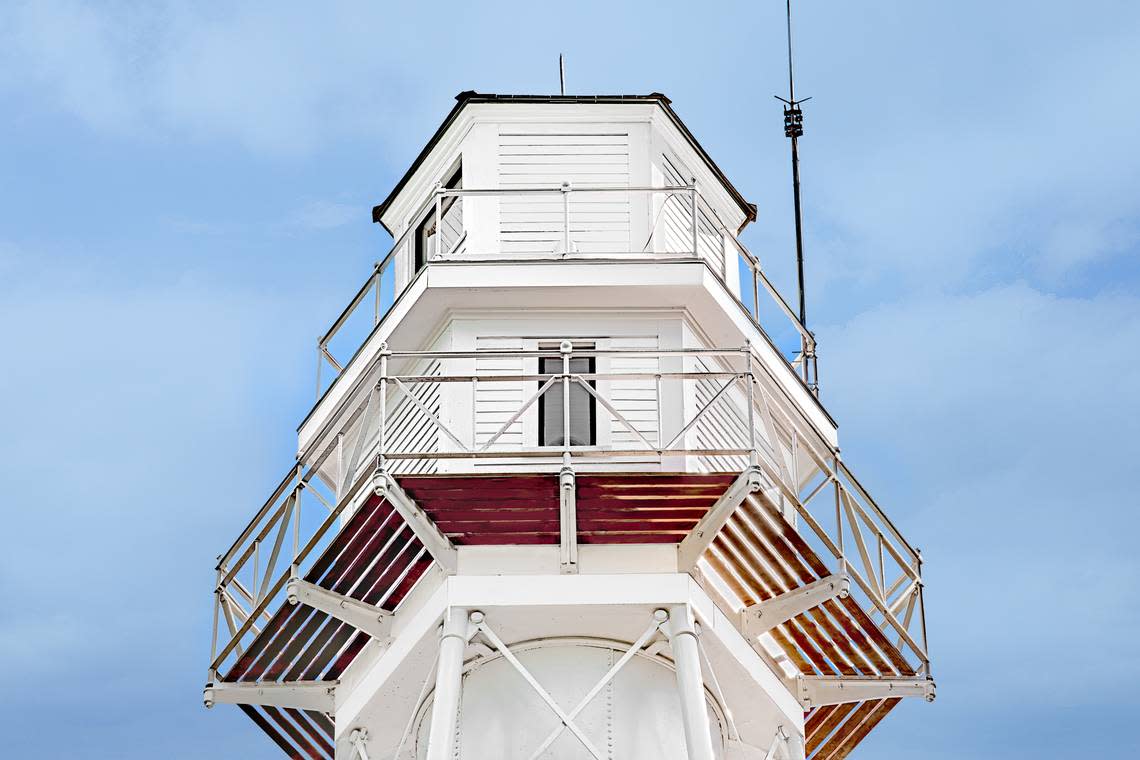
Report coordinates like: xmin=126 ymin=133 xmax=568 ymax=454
xmin=816 ymin=699 xmax=899 ymax=760
xmin=806 ymin=702 xmax=858 ymax=754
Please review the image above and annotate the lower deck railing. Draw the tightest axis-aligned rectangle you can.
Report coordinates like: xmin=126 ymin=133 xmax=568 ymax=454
xmin=208 ymin=345 xmax=927 ymax=684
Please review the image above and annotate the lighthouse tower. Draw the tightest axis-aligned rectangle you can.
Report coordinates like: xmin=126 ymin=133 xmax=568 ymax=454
xmin=203 ymin=92 xmax=934 ymax=760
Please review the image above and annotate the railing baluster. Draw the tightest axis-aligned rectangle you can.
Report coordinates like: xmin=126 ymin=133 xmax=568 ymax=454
xmin=562 ymin=182 xmax=571 ymax=255
xmin=751 ymin=264 xmax=760 ymax=321
xmin=377 ymin=346 xmax=389 ymax=471
xmin=373 ymin=263 xmax=381 ymax=326
xmin=689 ymin=181 xmax=699 ymax=259
xmin=655 ymin=373 xmax=663 ymax=450
xmin=562 ymin=341 xmax=572 ymax=456
xmin=315 ymin=338 xmax=322 ymax=401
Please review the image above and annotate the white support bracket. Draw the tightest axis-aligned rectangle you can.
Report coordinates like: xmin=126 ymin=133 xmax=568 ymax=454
xmin=374 ymin=470 xmax=458 ymax=575
xmin=286 ymin=577 xmax=393 ymax=641
xmin=559 ymin=464 xmax=578 ymax=574
xmin=741 ymin=566 xmax=850 ymax=637
xmin=796 ymin=675 xmax=936 ymax=708
xmin=678 ymin=465 xmax=764 ymax=571
xmin=202 ymin=680 xmax=337 ymax=712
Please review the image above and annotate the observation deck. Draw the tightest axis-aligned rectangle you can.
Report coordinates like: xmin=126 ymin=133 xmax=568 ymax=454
xmin=203 ymin=93 xmax=933 ymax=760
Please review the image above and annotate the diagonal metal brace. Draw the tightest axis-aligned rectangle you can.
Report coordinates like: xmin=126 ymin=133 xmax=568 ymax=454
xmin=796 ymin=675 xmax=936 ymax=708
xmin=203 ymin=680 xmax=337 ymax=712
xmin=741 ymin=566 xmax=850 ymax=637
xmin=677 ymin=465 xmax=764 ymax=571
xmin=286 ymin=577 xmax=393 ymax=641
xmin=374 ymin=470 xmax=458 ymax=575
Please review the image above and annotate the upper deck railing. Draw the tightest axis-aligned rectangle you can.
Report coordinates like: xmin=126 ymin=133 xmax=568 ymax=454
xmin=208 ymin=344 xmax=929 ymax=684
xmin=314 ymin=184 xmax=819 ymax=403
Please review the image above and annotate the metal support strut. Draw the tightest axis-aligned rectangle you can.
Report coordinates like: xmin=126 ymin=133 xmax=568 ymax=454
xmin=797 ymin=675 xmax=936 ymax=708
xmin=286 ymin=577 xmax=393 ymax=641
xmin=424 ymin=608 xmax=473 ymax=760
xmin=374 ymin=470 xmax=458 ymax=575
xmin=202 ymin=680 xmax=336 ymax=712
xmin=741 ymin=563 xmax=850 ymax=637
xmin=662 ymin=604 xmax=716 ymax=760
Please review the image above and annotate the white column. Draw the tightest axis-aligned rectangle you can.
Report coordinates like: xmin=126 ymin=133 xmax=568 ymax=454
xmin=424 ymin=607 xmax=470 ymax=760
xmin=666 ymin=605 xmax=716 ymax=760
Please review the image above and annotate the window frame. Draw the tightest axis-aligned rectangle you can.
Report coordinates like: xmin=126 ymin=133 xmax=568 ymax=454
xmin=413 ymin=164 xmax=462 ymax=274
xmin=537 ymin=351 xmax=597 ymax=448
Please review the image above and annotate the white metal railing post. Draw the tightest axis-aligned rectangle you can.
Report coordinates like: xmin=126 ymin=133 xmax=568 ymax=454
xmin=561 ymin=340 xmax=572 ymax=457
xmin=745 ymin=346 xmax=758 ymax=467
xmin=377 ymin=343 xmax=389 ymax=472
xmin=315 ymin=337 xmax=322 ymax=401
xmin=655 ymin=372 xmax=664 ymax=450
xmin=373 ymin=261 xmax=381 ymax=326
xmin=689 ymin=180 xmax=699 ymax=259
xmin=209 ymin=568 xmax=221 ymax=668
xmin=752 ymin=262 xmax=761 ymax=321
xmin=562 ymin=182 xmax=571 ymax=256
xmin=918 ymin=548 xmax=930 ymax=676
xmin=834 ymin=456 xmax=845 ymax=556
xmin=424 ymin=608 xmax=471 ymax=760
xmin=434 ymin=183 xmax=443 ymax=261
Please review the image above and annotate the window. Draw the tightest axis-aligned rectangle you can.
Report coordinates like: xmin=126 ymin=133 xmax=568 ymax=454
xmin=414 ymin=165 xmax=462 ymax=274
xmin=539 ymin=351 xmax=596 ymax=447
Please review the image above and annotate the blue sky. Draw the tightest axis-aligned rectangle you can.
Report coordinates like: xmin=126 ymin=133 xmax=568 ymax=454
xmin=2 ymin=1 xmax=1138 ymax=757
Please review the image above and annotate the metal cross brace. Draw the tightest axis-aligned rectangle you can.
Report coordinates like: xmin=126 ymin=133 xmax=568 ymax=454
xmin=473 ymin=613 xmax=666 ymax=760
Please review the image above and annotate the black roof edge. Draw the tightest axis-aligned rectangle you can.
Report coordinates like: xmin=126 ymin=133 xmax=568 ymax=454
xmin=371 ymin=91 xmax=758 ymax=235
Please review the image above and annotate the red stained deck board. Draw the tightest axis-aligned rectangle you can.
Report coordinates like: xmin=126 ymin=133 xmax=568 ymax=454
xmin=262 ymin=706 xmax=326 ymax=760
xmin=304 ymin=498 xmax=387 ymax=585
xmin=400 ymin=474 xmax=558 ymax=545
xmin=398 ymin=472 xmax=736 ymax=546
xmin=577 ymin=532 xmax=685 ymax=544
xmin=289 ymin=708 xmax=335 ymax=758
xmin=239 ymin=705 xmax=305 ymax=759
xmin=274 ymin=609 xmax=335 ymax=681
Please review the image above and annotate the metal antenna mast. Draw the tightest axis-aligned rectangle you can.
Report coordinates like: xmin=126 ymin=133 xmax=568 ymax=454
xmin=559 ymin=54 xmax=566 ymax=95
xmin=775 ymin=0 xmax=810 ymax=328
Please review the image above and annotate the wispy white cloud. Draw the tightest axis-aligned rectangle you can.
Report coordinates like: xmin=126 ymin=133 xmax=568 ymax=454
xmin=0 ymin=1 xmax=411 ymax=155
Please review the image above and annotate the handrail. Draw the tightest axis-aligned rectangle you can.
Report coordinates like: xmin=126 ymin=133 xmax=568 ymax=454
xmin=312 ymin=183 xmax=819 ymax=401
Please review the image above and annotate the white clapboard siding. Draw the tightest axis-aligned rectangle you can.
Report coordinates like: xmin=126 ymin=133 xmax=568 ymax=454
xmin=657 ymin=154 xmax=725 ymax=276
xmin=383 ymin=359 xmax=440 ymax=475
xmin=658 ymin=153 xmax=694 ymax=256
xmin=499 ymin=132 xmax=631 ymax=255
xmin=607 ymin=338 xmax=660 ymax=449
xmin=690 ymin=356 xmax=750 ymax=473
xmin=474 ymin=338 xmax=526 ymax=448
